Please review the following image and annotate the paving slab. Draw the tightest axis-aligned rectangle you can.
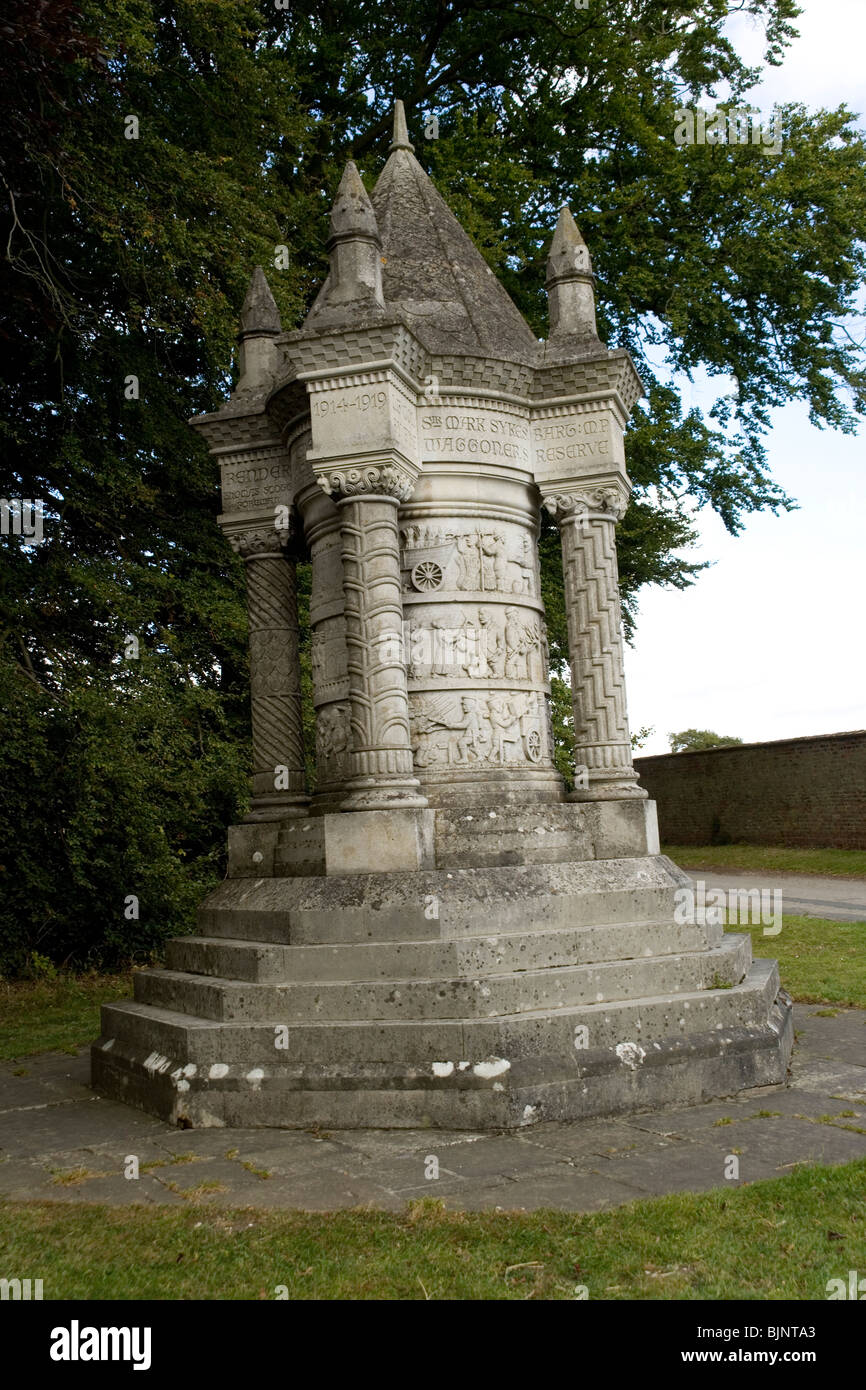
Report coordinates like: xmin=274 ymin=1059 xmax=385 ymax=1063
xmin=436 ymin=1167 xmax=647 ymax=1212
xmin=0 ymin=1099 xmax=166 ymax=1160
xmin=727 ymin=1113 xmax=866 ymax=1166
xmin=518 ymin=1118 xmax=663 ymax=1162
xmin=201 ymin=1167 xmax=401 ymax=1212
xmin=31 ymin=1175 xmax=185 ymax=1206
xmin=597 ymin=1141 xmax=759 ymax=1195
xmin=791 ymin=1060 xmax=866 ymax=1100
xmin=2 ymin=1005 xmax=866 ymax=1212
xmin=612 ymin=1098 xmax=765 ymax=1138
xmin=795 ymin=1008 xmax=866 ymax=1067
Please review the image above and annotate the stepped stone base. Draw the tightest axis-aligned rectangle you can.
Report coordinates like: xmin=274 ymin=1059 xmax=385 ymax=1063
xmin=92 ymin=802 xmax=793 ymax=1130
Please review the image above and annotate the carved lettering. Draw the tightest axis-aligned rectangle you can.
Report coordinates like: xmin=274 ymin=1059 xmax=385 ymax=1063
xmin=535 ymin=439 xmax=610 ymax=465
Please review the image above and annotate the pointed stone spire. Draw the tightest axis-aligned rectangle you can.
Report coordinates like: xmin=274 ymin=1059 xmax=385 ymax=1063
xmin=545 ymin=205 xmax=598 ymax=339
xmin=324 ymin=160 xmax=385 ymax=308
xmin=236 ymin=266 xmax=281 ymax=392
xmin=329 ymin=160 xmax=380 ymax=241
xmin=240 ymin=265 xmax=282 ymax=336
xmin=388 ymin=99 xmax=414 ymax=154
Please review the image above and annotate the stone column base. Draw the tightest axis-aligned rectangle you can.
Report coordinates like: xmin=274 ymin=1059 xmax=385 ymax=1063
xmin=341 ymin=784 xmax=430 ymax=812
xmin=243 ymin=794 xmax=310 ymax=824
xmin=567 ymin=781 xmax=648 ymax=803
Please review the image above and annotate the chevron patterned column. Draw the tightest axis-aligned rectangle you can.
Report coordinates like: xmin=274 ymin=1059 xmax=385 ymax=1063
xmin=316 ymin=461 xmax=427 ymax=811
xmin=230 ymin=527 xmax=309 ymax=821
xmin=543 ymin=486 xmax=646 ymax=801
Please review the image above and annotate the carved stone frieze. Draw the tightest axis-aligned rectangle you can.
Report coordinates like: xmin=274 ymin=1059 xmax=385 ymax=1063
xmin=406 ymin=605 xmax=548 ymax=685
xmin=399 ymin=523 xmax=539 ymax=597
xmin=410 ymin=690 xmax=552 ymax=769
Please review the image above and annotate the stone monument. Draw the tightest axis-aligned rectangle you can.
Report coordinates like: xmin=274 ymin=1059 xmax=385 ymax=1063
xmin=92 ymin=104 xmax=792 ymax=1128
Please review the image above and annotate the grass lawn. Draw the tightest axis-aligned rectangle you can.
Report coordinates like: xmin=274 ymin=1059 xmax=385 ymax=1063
xmin=0 ymin=972 xmax=132 ymax=1061
xmin=1 ymin=1159 xmax=863 ymax=1300
xmin=664 ymin=844 xmax=866 ymax=878
xmin=726 ymin=915 xmax=866 ymax=1009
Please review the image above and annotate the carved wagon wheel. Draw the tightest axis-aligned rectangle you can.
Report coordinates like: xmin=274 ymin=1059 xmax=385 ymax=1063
xmin=412 ymin=560 xmax=444 ymax=591
xmin=525 ymin=729 xmax=542 ymax=763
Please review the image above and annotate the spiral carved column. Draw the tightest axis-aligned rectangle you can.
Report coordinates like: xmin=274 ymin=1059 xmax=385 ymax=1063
xmin=542 ymin=486 xmax=645 ymax=801
xmin=230 ymin=528 xmax=309 ymax=821
xmin=316 ymin=462 xmax=427 ymax=811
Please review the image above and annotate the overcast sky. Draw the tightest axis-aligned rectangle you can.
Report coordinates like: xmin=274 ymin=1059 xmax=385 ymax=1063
xmin=623 ymin=0 xmax=865 ymax=756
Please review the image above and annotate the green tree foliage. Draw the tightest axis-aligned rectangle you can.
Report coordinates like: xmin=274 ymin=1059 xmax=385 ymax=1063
xmin=669 ymin=728 xmax=745 ymax=752
xmin=1 ymin=0 xmax=863 ymax=969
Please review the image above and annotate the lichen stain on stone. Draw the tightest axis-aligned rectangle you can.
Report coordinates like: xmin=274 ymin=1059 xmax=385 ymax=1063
xmin=143 ymin=1052 xmax=173 ymax=1075
xmin=615 ymin=1042 xmax=646 ymax=1070
xmin=472 ymin=1057 xmax=511 ymax=1079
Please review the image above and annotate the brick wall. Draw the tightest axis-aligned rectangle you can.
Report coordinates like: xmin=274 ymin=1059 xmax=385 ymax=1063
xmin=634 ymin=731 xmax=866 ymax=849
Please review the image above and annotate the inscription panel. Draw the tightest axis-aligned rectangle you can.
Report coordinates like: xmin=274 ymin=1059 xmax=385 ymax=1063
xmin=420 ymin=409 xmax=530 ymax=466
xmin=221 ymin=453 xmax=293 ymax=515
xmin=530 ymin=410 xmax=625 ymax=483
xmin=309 ymin=380 xmax=418 ymax=460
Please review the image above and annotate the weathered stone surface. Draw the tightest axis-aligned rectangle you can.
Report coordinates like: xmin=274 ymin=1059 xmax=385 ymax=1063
xmin=93 ymin=102 xmax=790 ymax=1130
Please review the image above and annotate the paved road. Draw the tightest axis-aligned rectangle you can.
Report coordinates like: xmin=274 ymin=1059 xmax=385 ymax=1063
xmin=1 ymin=1009 xmax=865 ymax=1212
xmin=685 ymin=869 xmax=866 ymax=922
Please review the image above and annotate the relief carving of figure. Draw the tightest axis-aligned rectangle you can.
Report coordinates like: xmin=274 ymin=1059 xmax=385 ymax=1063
xmin=316 ymin=703 xmax=351 ymax=781
xmin=311 ymin=630 xmax=326 ymax=686
xmin=486 ymin=693 xmax=524 ymax=763
xmin=450 ymin=696 xmax=489 ymax=763
xmin=504 ymin=606 xmax=544 ymax=681
xmin=510 ymin=534 xmax=535 ymax=594
xmin=410 ymin=690 xmax=548 ymax=769
xmin=455 ymin=532 xmax=481 ymax=590
xmin=410 ymin=701 xmax=449 ymax=767
xmin=430 ymin=611 xmax=464 ymax=678
xmin=411 ymin=694 xmax=490 ymax=767
xmin=477 ymin=608 xmax=505 ymax=678
xmin=480 ymin=531 xmax=507 ymax=590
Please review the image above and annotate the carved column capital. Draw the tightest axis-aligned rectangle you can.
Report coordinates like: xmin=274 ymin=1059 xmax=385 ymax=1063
xmin=541 ymin=483 xmax=629 ymax=524
xmin=316 ymin=458 xmax=418 ymax=504
xmin=229 ymin=526 xmax=291 ymax=559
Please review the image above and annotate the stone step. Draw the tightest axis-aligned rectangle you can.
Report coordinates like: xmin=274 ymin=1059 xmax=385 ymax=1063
xmin=93 ymin=1000 xmax=791 ymax=1130
xmin=197 ymin=856 xmax=690 ymax=945
xmin=167 ymin=916 xmax=723 ymax=984
xmin=103 ymin=951 xmax=776 ymax=1065
xmin=136 ymin=936 xmax=750 ymax=1023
